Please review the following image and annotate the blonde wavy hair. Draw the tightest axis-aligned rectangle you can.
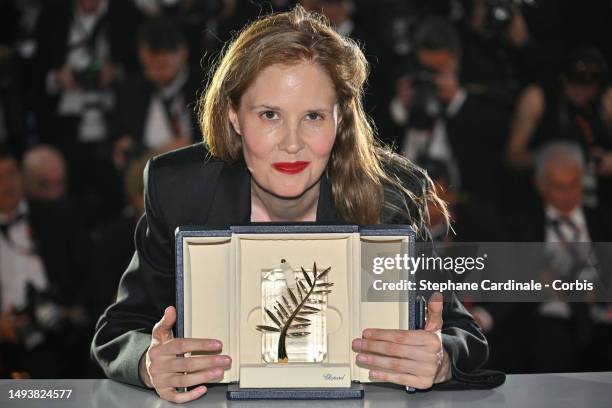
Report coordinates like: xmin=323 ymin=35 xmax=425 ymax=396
xmin=199 ymin=6 xmax=447 ymax=237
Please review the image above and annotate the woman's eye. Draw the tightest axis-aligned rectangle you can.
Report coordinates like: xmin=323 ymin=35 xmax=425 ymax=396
xmin=306 ymin=112 xmax=323 ymax=120
xmin=260 ymin=110 xmax=278 ymax=120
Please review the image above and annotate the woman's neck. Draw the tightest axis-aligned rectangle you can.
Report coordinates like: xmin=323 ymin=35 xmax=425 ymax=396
xmin=250 ymin=180 xmax=320 ymax=222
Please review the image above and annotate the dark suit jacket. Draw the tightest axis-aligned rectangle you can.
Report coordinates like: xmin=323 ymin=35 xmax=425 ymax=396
xmin=35 ymin=0 xmax=143 ymax=78
xmin=445 ymin=93 xmax=513 ymax=208
xmin=486 ymin=204 xmax=612 ymax=373
xmin=34 ymin=0 xmax=143 ymax=140
xmin=0 ymin=199 xmax=94 ymax=378
xmin=28 ymin=199 xmax=93 ymax=310
xmin=110 ymin=73 xmax=202 ymax=146
xmin=509 ymin=204 xmax=612 ymax=243
xmin=91 ymin=212 xmax=139 ymax=319
xmin=90 ymin=142 xmax=497 ymax=389
xmin=392 ymin=92 xmax=513 ymax=209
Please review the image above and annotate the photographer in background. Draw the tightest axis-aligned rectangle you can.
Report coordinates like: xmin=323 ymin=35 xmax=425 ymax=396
xmin=110 ymin=17 xmax=200 ymax=172
xmin=0 ymin=144 xmax=93 ymax=378
xmin=452 ymin=0 xmax=561 ymax=98
xmin=501 ymin=142 xmax=612 ymax=373
xmin=34 ymin=0 xmax=143 ymax=213
xmin=389 ymin=17 xmax=512 ymax=212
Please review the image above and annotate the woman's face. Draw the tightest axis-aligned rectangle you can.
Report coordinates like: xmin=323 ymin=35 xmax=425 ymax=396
xmin=228 ymin=62 xmax=339 ymax=199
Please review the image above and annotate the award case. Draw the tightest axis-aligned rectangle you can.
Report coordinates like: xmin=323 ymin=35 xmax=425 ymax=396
xmin=175 ymin=224 xmax=416 ymax=399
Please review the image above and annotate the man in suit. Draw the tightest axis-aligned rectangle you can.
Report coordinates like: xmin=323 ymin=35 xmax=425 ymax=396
xmin=35 ymin=0 xmax=143 ymax=151
xmin=110 ymin=17 xmax=202 ymax=171
xmin=34 ymin=0 xmax=144 ymax=224
xmin=495 ymin=141 xmax=612 ymax=373
xmin=389 ymin=18 xmax=512 ymax=212
xmin=0 ymin=144 xmax=94 ymax=378
xmin=515 ymin=142 xmax=612 ymax=243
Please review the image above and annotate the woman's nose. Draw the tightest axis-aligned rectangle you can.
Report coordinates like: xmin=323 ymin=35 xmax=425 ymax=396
xmin=278 ymin=123 xmax=305 ymax=154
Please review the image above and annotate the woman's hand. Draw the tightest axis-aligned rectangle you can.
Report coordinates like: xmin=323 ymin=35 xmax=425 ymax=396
xmin=352 ymin=292 xmax=452 ymax=389
xmin=139 ymin=306 xmax=232 ymax=403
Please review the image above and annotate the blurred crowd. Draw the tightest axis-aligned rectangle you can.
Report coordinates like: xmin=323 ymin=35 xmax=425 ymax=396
xmin=1 ymin=0 xmax=611 ymax=379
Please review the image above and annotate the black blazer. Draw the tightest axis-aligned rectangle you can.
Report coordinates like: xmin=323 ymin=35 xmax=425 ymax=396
xmin=510 ymin=205 xmax=612 ymax=243
xmin=35 ymin=0 xmax=143 ymax=77
xmin=110 ymin=73 xmax=202 ymax=146
xmin=34 ymin=0 xmax=144 ymax=142
xmin=444 ymin=93 xmax=513 ymax=208
xmin=90 ymin=142 xmax=500 ymax=389
xmin=28 ymin=199 xmax=93 ymax=310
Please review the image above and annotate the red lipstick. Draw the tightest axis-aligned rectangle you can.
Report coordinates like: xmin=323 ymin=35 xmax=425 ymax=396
xmin=272 ymin=161 xmax=310 ymax=174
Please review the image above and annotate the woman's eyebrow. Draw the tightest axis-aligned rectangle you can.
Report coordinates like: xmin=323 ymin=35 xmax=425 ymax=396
xmin=249 ymin=104 xmax=334 ymax=113
xmin=250 ymin=104 xmax=280 ymax=111
xmin=306 ymin=108 xmax=334 ymax=113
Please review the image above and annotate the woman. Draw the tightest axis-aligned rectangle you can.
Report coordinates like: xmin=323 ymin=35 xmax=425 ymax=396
xmin=91 ymin=7 xmax=494 ymax=403
xmin=505 ymin=47 xmax=612 ymax=207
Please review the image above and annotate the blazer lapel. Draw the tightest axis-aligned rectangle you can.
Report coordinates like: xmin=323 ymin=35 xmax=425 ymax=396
xmin=315 ymin=172 xmax=338 ymax=223
xmin=206 ymin=162 xmax=338 ymax=225
xmin=206 ymin=161 xmax=251 ymax=226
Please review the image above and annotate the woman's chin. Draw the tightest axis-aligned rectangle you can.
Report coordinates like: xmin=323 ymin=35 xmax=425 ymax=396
xmin=270 ymin=187 xmax=309 ymax=199
xmin=265 ymin=181 xmax=314 ymax=199
xmin=253 ymin=174 xmax=320 ymax=200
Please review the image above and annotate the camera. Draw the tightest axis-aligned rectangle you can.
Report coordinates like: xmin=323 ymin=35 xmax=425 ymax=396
xmin=484 ymin=0 xmax=514 ymax=38
xmin=13 ymin=283 xmax=62 ymax=350
xmin=459 ymin=0 xmax=526 ymax=38
xmin=72 ymin=61 xmax=103 ymax=90
xmin=402 ymin=58 xmax=444 ymax=131
xmin=13 ymin=283 xmax=88 ymax=350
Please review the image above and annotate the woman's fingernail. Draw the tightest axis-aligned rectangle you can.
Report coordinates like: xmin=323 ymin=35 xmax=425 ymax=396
xmin=352 ymin=339 xmax=362 ymax=350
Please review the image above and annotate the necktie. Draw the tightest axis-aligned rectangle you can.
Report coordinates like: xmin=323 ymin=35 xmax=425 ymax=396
xmin=0 ymin=213 xmax=26 ymax=241
xmin=549 ymin=216 xmax=579 ymax=243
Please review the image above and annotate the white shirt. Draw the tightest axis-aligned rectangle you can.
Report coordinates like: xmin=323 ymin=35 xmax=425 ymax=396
xmin=539 ymin=205 xmax=592 ymax=319
xmin=45 ymin=0 xmax=113 ymax=141
xmin=143 ymin=67 xmax=191 ymax=149
xmin=390 ymin=89 xmax=467 ymax=189
xmin=0 ymin=201 xmax=48 ymax=313
xmin=542 ymin=206 xmax=612 ymax=324
xmin=544 ymin=205 xmax=591 ymax=243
